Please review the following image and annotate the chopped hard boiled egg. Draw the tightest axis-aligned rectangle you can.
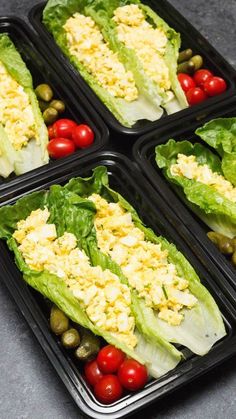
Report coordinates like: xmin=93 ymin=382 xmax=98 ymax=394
xmin=88 ymin=194 xmax=197 ymax=326
xmin=63 ymin=13 xmax=138 ymax=102
xmin=0 ymin=61 xmax=38 ymax=150
xmin=170 ymin=154 xmax=236 ymax=203
xmin=113 ymin=5 xmax=171 ymax=92
xmin=13 ymin=208 xmax=137 ymax=349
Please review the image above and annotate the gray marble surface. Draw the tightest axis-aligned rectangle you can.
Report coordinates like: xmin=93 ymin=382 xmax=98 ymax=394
xmin=0 ymin=1 xmax=236 ymax=418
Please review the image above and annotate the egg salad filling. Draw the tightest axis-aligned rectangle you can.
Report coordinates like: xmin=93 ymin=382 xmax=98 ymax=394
xmin=112 ymin=5 xmax=171 ymax=93
xmin=88 ymin=194 xmax=197 ymax=326
xmin=63 ymin=13 xmax=138 ymax=102
xmin=12 ymin=208 xmax=137 ymax=349
xmin=170 ymin=154 xmax=236 ymax=203
xmin=0 ymin=61 xmax=38 ymax=151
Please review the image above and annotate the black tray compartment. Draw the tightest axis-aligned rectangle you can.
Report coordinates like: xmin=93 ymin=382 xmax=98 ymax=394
xmin=1 ymin=151 xmax=236 ymax=418
xmin=0 ymin=17 xmax=109 ymax=194
xmin=133 ymin=96 xmax=236 ymax=291
xmin=29 ymin=0 xmax=236 ymax=136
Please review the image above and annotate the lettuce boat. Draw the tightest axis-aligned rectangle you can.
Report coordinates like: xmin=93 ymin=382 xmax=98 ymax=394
xmin=65 ymin=166 xmax=226 ymax=356
xmin=0 ymin=34 xmax=49 ymax=178
xmin=155 ymin=138 xmax=236 ymax=238
xmin=0 ymin=185 xmax=183 ymax=378
xmin=86 ymin=0 xmax=188 ymax=114
xmin=42 ymin=0 xmax=188 ymax=127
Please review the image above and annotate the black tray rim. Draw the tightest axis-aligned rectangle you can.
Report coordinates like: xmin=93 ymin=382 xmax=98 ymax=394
xmin=1 ymin=150 xmax=236 ymax=418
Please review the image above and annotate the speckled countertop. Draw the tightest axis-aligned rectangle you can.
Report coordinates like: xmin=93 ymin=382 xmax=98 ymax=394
xmin=0 ymin=1 xmax=236 ymax=418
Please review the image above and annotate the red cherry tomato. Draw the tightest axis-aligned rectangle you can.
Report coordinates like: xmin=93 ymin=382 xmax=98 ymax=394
xmin=47 ymin=125 xmax=55 ymax=140
xmin=186 ymin=87 xmax=207 ymax=106
xmin=71 ymin=124 xmax=95 ymax=149
xmin=177 ymin=73 xmax=196 ymax=93
xmin=51 ymin=119 xmax=77 ymax=139
xmin=47 ymin=137 xmax=75 ymax=159
xmin=94 ymin=375 xmax=123 ymax=404
xmin=118 ymin=359 xmax=148 ymax=392
xmin=203 ymin=76 xmax=227 ymax=96
xmin=193 ymin=69 xmax=213 ymax=87
xmin=84 ymin=359 xmax=104 ymax=387
xmin=97 ymin=345 xmax=125 ymax=374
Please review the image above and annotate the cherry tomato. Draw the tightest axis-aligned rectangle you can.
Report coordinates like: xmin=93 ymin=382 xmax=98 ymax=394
xmin=118 ymin=359 xmax=148 ymax=392
xmin=94 ymin=375 xmax=123 ymax=404
xmin=203 ymin=76 xmax=227 ymax=96
xmin=97 ymin=345 xmax=125 ymax=374
xmin=84 ymin=359 xmax=104 ymax=387
xmin=193 ymin=69 xmax=213 ymax=87
xmin=177 ymin=73 xmax=196 ymax=93
xmin=71 ymin=124 xmax=95 ymax=149
xmin=47 ymin=125 xmax=55 ymax=140
xmin=47 ymin=137 xmax=75 ymax=159
xmin=186 ymin=87 xmax=207 ymax=106
xmin=51 ymin=118 xmax=77 ymax=139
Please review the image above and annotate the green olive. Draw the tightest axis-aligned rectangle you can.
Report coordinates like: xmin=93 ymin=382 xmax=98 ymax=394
xmin=178 ymin=48 xmax=193 ymax=64
xmin=177 ymin=60 xmax=195 ymax=74
xmin=50 ymin=305 xmax=69 ymax=335
xmin=35 ymin=83 xmax=54 ymax=102
xmin=231 ymin=237 xmax=236 ymax=251
xmin=74 ymin=328 xmax=101 ymax=362
xmin=49 ymin=99 xmax=65 ymax=114
xmin=207 ymin=231 xmax=220 ymax=246
xmin=38 ymin=99 xmax=49 ymax=112
xmin=61 ymin=328 xmax=80 ymax=349
xmin=218 ymin=237 xmax=234 ymax=255
xmin=207 ymin=231 xmax=234 ymax=254
xmin=232 ymin=251 xmax=236 ymax=266
xmin=43 ymin=107 xmax=58 ymax=125
xmin=188 ymin=55 xmax=203 ymax=71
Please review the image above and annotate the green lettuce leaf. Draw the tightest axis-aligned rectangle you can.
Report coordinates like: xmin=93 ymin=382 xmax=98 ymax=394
xmin=0 ymin=185 xmax=181 ymax=377
xmin=43 ymin=0 xmax=164 ymax=127
xmin=85 ymin=0 xmax=188 ymax=114
xmin=0 ymin=34 xmax=49 ymax=177
xmin=155 ymin=139 xmax=236 ymax=238
xmin=66 ymin=166 xmax=226 ymax=355
xmin=196 ymin=117 xmax=236 ymax=186
xmin=139 ymin=3 xmax=188 ymax=111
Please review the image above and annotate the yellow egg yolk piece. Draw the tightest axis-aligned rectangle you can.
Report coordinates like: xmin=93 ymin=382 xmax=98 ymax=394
xmin=13 ymin=208 xmax=137 ymax=349
xmin=0 ymin=61 xmax=38 ymax=151
xmin=170 ymin=154 xmax=236 ymax=203
xmin=88 ymin=194 xmax=197 ymax=326
xmin=63 ymin=13 xmax=138 ymax=102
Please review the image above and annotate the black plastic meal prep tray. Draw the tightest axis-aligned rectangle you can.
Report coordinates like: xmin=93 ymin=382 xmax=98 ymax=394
xmin=0 ymin=17 xmax=109 ymax=195
xmin=1 ymin=151 xmax=236 ymax=418
xmin=133 ymin=96 xmax=236 ymax=292
xmin=29 ymin=1 xmax=236 ymax=137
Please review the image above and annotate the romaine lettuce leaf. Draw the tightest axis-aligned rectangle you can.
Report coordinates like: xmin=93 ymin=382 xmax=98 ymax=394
xmin=0 ymin=185 xmax=182 ymax=378
xmin=196 ymin=117 xmax=236 ymax=186
xmin=155 ymin=139 xmax=236 ymax=238
xmin=0 ymin=34 xmax=49 ymax=177
xmin=43 ymin=0 xmax=164 ymax=127
xmin=66 ymin=166 xmax=226 ymax=355
xmin=85 ymin=0 xmax=188 ymax=113
xmin=139 ymin=3 xmax=188 ymax=111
